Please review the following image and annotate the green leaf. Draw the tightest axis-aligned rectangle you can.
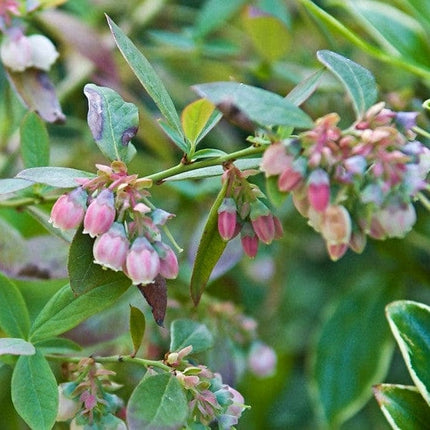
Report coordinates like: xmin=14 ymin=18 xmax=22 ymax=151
xmin=11 ymin=350 xmax=58 ymax=430
xmin=311 ymin=283 xmax=396 ymax=427
xmin=242 ymin=7 xmax=290 ymax=62
xmin=0 ymin=178 xmax=34 ymax=194
xmin=341 ymin=1 xmax=430 ymax=66
xmin=285 ymin=68 xmax=325 ymax=106
xmin=84 ymin=83 xmax=138 ymax=163
xmin=165 ymin=158 xmax=261 ymax=181
xmin=129 ymin=305 xmax=146 ymax=357
xmin=34 ymin=337 xmax=82 ymax=354
xmin=396 ymin=0 xmax=430 ymax=34
xmin=193 ymin=81 xmax=313 ymax=129
xmin=127 ymin=373 xmax=188 ymax=430
xmin=170 ymin=319 xmax=214 ymax=354
xmin=159 ymin=121 xmax=189 ymax=153
xmin=373 ymin=384 xmax=430 ymax=430
xmin=190 ymin=180 xmax=228 ymax=305
xmin=20 ymin=112 xmax=49 ymax=168
xmin=191 ymin=148 xmax=227 ymax=161
xmin=0 ymin=338 xmax=35 ymax=356
xmin=68 ymin=226 xmax=130 ymax=296
xmin=106 ymin=16 xmax=185 ymax=149
xmin=316 ymin=50 xmax=377 ymax=118
xmin=16 ymin=167 xmax=95 ymax=188
xmin=0 ymin=272 xmax=31 ymax=339
xmin=181 ymin=98 xmax=216 ymax=148
xmin=29 ymin=281 xmax=130 ymax=343
xmin=386 ymin=300 xmax=430 ymax=405
xmin=194 ymin=0 xmax=248 ymax=38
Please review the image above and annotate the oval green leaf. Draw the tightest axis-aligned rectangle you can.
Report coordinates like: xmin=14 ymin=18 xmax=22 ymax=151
xmin=0 ymin=338 xmax=35 ymax=356
xmin=170 ymin=319 xmax=214 ymax=354
xmin=190 ymin=180 xmax=228 ymax=305
xmin=373 ymin=384 xmax=430 ymax=430
xmin=193 ymin=81 xmax=313 ymax=129
xmin=316 ymin=50 xmax=377 ymax=118
xmin=311 ymin=283 xmax=396 ymax=427
xmin=127 ymin=373 xmax=188 ymax=430
xmin=181 ymin=98 xmax=216 ymax=148
xmin=0 ymin=178 xmax=34 ymax=195
xmin=16 ymin=167 xmax=95 ymax=188
xmin=0 ymin=271 xmax=31 ymax=339
xmin=84 ymin=83 xmax=138 ymax=163
xmin=20 ymin=111 xmax=49 ymax=168
xmin=29 ymin=280 xmax=130 ymax=343
xmin=242 ymin=7 xmax=290 ymax=62
xmin=386 ymin=300 xmax=430 ymax=405
xmin=129 ymin=305 xmax=146 ymax=357
xmin=11 ymin=350 xmax=58 ymax=430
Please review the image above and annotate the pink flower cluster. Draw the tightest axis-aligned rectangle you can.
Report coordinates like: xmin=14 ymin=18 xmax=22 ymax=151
xmin=49 ymin=161 xmax=178 ymax=285
xmin=217 ymin=164 xmax=283 ymax=258
xmin=261 ymin=103 xmax=430 ymax=260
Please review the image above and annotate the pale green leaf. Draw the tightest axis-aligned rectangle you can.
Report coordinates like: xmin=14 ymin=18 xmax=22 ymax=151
xmin=16 ymin=167 xmax=95 ymax=188
xmin=129 ymin=305 xmax=146 ymax=357
xmin=0 ymin=338 xmax=35 ymax=356
xmin=20 ymin=112 xmax=49 ymax=168
xmin=170 ymin=319 xmax=214 ymax=353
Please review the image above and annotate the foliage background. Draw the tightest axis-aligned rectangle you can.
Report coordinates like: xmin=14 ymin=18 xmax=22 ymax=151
xmin=2 ymin=0 xmax=430 ymax=428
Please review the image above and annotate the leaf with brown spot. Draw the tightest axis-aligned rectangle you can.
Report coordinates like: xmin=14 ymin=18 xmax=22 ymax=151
xmin=137 ymin=276 xmax=167 ymax=327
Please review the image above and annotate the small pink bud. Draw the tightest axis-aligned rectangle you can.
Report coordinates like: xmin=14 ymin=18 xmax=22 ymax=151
xmin=326 ymin=243 xmax=348 ymax=261
xmin=93 ymin=223 xmax=129 ymax=271
xmin=251 ymin=214 xmax=275 ymax=244
xmin=224 ymin=386 xmax=245 ymax=420
xmin=260 ymin=142 xmax=293 ymax=176
xmin=49 ymin=188 xmax=87 ymax=230
xmin=375 ymin=202 xmax=416 ymax=238
xmin=248 ymin=342 xmax=277 ymax=378
xmin=349 ymin=230 xmax=367 ymax=254
xmin=217 ymin=198 xmax=237 ymax=241
xmin=126 ymin=238 xmax=160 ymax=285
xmin=278 ymin=157 xmax=306 ymax=192
xmin=307 ymin=169 xmax=330 ymax=212
xmin=241 ymin=223 xmax=259 ymax=258
xmin=155 ymin=242 xmax=179 ymax=279
xmin=320 ymin=205 xmax=351 ymax=245
xmin=83 ymin=189 xmax=116 ymax=238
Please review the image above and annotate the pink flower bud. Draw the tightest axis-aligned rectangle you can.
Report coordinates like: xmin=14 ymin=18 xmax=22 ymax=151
xmin=248 ymin=342 xmax=277 ymax=378
xmin=251 ymin=214 xmax=275 ymax=244
xmin=83 ymin=189 xmax=116 ymax=238
xmin=241 ymin=223 xmax=259 ymax=258
xmin=307 ymin=169 xmax=330 ymax=212
xmin=349 ymin=230 xmax=367 ymax=254
xmin=260 ymin=142 xmax=293 ymax=176
xmin=126 ymin=238 xmax=160 ymax=285
xmin=49 ymin=188 xmax=87 ymax=230
xmin=278 ymin=157 xmax=306 ymax=192
xmin=217 ymin=198 xmax=237 ymax=241
xmin=326 ymin=243 xmax=348 ymax=261
xmin=93 ymin=223 xmax=129 ymax=271
xmin=320 ymin=205 xmax=351 ymax=245
xmin=154 ymin=242 xmax=179 ymax=279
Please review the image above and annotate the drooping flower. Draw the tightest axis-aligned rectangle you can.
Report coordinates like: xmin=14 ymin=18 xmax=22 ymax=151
xmin=217 ymin=198 xmax=238 ymax=241
xmin=49 ymin=188 xmax=87 ymax=230
xmin=307 ymin=169 xmax=330 ymax=212
xmin=93 ymin=223 xmax=129 ymax=271
xmin=126 ymin=237 xmax=160 ymax=285
xmin=83 ymin=189 xmax=116 ymax=238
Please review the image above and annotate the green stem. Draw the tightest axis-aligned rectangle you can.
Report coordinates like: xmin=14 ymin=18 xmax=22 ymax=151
xmin=413 ymin=126 xmax=430 ymax=140
xmin=147 ymin=145 xmax=265 ymax=183
xmin=46 ymin=354 xmax=171 ymax=372
xmin=0 ymin=194 xmax=58 ymax=208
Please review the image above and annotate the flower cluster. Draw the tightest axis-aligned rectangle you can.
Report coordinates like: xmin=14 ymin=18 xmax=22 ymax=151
xmin=49 ymin=161 xmax=179 ymax=285
xmin=261 ymin=103 xmax=430 ymax=260
xmin=217 ymin=164 xmax=283 ymax=257
xmin=165 ymin=346 xmax=247 ymax=428
xmin=56 ymin=358 xmax=125 ymax=429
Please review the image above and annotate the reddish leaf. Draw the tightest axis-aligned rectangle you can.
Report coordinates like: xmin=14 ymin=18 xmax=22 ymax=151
xmin=137 ymin=275 xmax=167 ymax=327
